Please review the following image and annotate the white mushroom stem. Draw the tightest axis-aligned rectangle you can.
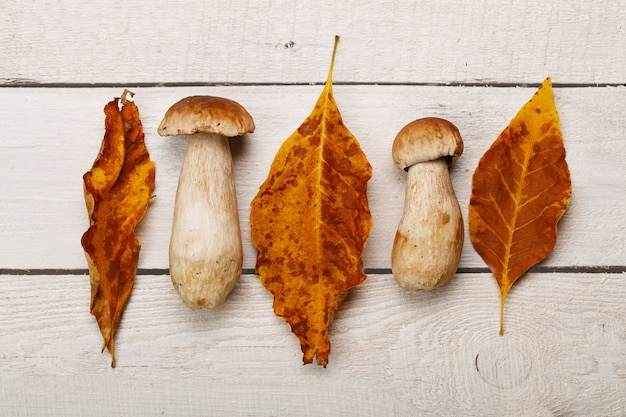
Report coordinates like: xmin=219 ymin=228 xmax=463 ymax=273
xmin=391 ymin=157 xmax=464 ymax=290
xmin=169 ymin=132 xmax=243 ymax=309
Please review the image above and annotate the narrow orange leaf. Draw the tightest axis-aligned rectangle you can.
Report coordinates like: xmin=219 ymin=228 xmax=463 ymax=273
xmin=469 ymin=78 xmax=571 ymax=335
xmin=81 ymin=91 xmax=156 ymax=367
xmin=250 ymin=36 xmax=373 ymax=366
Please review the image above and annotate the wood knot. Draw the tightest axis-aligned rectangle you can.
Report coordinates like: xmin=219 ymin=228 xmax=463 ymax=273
xmin=474 ymin=339 xmax=532 ymax=388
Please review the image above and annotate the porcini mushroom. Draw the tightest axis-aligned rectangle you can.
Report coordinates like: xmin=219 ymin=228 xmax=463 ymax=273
xmin=391 ymin=117 xmax=464 ymax=290
xmin=158 ymin=96 xmax=255 ymax=309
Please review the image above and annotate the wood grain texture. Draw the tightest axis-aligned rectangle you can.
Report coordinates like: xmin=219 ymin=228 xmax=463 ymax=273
xmin=1 ymin=273 xmax=625 ymax=416
xmin=2 ymin=0 xmax=626 ymax=415
xmin=1 ymin=0 xmax=625 ymax=85
xmin=0 ymin=86 xmax=624 ymax=269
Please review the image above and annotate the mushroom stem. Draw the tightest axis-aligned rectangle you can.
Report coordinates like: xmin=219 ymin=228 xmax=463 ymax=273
xmin=391 ymin=158 xmax=464 ymax=290
xmin=169 ymin=132 xmax=243 ymax=309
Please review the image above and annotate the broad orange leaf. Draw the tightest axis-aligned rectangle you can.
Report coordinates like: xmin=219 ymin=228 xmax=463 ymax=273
xmin=250 ymin=36 xmax=373 ymax=366
xmin=469 ymin=78 xmax=571 ymax=335
xmin=81 ymin=91 xmax=156 ymax=367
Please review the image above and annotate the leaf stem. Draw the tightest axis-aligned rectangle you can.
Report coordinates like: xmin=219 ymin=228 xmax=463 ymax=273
xmin=499 ymin=291 xmax=507 ymax=336
xmin=327 ymin=35 xmax=340 ymax=85
xmin=121 ymin=88 xmax=134 ymax=105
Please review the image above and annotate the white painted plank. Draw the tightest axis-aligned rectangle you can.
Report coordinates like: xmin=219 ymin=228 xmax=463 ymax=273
xmin=1 ymin=0 xmax=625 ymax=85
xmin=2 ymin=1 xmax=624 ymax=416
xmin=1 ymin=85 xmax=624 ymax=269
xmin=1 ymin=272 xmax=625 ymax=416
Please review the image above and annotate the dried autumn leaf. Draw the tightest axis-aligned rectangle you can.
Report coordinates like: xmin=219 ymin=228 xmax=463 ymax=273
xmin=468 ymin=78 xmax=571 ymax=335
xmin=81 ymin=91 xmax=156 ymax=367
xmin=250 ymin=36 xmax=373 ymax=367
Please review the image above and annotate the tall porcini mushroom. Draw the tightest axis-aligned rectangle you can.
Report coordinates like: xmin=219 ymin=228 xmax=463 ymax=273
xmin=391 ymin=117 xmax=464 ymax=290
xmin=158 ymin=96 xmax=255 ymax=309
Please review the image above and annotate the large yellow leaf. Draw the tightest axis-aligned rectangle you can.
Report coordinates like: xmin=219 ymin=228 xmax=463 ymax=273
xmin=81 ymin=91 xmax=156 ymax=367
xmin=468 ymin=78 xmax=571 ymax=335
xmin=250 ymin=36 xmax=373 ymax=366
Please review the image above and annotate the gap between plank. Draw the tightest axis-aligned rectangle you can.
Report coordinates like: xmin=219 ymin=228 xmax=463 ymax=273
xmin=1 ymin=81 xmax=624 ymax=88
xmin=1 ymin=266 xmax=625 ymax=276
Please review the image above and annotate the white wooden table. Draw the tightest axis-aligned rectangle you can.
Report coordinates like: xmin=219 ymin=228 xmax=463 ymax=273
xmin=1 ymin=1 xmax=625 ymax=416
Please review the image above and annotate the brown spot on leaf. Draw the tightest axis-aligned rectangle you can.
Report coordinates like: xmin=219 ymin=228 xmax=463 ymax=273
xmin=81 ymin=94 xmax=155 ymax=367
xmin=249 ymin=36 xmax=372 ymax=367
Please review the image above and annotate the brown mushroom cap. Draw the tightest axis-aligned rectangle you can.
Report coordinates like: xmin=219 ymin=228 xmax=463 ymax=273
xmin=157 ymin=96 xmax=255 ymax=138
xmin=392 ymin=117 xmax=463 ymax=171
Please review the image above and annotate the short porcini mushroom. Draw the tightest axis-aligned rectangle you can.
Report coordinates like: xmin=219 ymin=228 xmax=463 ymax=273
xmin=391 ymin=117 xmax=464 ymax=290
xmin=158 ymin=96 xmax=255 ymax=309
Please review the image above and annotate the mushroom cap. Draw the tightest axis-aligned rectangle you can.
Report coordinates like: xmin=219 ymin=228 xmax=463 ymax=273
xmin=392 ymin=117 xmax=463 ymax=170
xmin=157 ymin=96 xmax=255 ymax=137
